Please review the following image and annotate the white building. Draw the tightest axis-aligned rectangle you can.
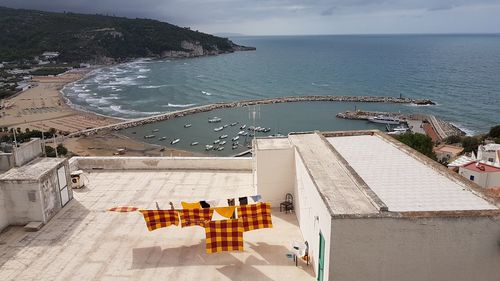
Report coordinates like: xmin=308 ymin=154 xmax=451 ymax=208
xmin=459 ymin=161 xmax=500 ymax=189
xmin=477 ymin=143 xmax=500 ymax=165
xmin=0 ymin=130 xmax=499 ymax=281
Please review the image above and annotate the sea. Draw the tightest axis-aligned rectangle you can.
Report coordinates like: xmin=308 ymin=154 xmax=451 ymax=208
xmin=62 ymin=34 xmax=500 ymax=155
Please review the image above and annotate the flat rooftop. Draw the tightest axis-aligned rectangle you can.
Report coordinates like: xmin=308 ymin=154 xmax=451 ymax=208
xmin=0 ymin=170 xmax=314 ymax=281
xmin=327 ymin=134 xmax=497 ymax=212
xmin=0 ymin=158 xmax=65 ymax=181
xmin=289 ymin=133 xmax=379 ymax=215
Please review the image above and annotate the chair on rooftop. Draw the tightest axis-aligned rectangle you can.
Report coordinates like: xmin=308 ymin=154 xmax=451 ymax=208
xmin=280 ymin=193 xmax=293 ymax=213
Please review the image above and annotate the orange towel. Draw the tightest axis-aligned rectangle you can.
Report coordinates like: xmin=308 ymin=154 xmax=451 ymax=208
xmin=181 ymin=201 xmax=202 ymax=209
xmin=213 ymin=206 xmax=236 ymax=219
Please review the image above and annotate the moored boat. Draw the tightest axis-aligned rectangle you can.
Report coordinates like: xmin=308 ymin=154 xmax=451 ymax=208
xmin=144 ymin=135 xmax=156 ymax=139
xmin=170 ymin=139 xmax=180 ymax=145
xmin=191 ymin=142 xmax=199 ymax=146
xmin=184 ymin=124 xmax=192 ymax=128
xmin=214 ymin=139 xmax=220 ymax=144
xmin=368 ymin=115 xmax=401 ymax=125
xmin=214 ymin=127 xmax=224 ymax=132
xmin=230 ymin=122 xmax=238 ymax=126
xmin=232 ymin=136 xmax=239 ymax=141
xmin=208 ymin=117 xmax=222 ymax=123
xmin=220 ymin=135 xmax=228 ymax=139
xmin=205 ymin=145 xmax=214 ymax=150
xmin=217 ymin=146 xmax=225 ymax=151
xmin=240 ymin=124 xmax=246 ymax=129
xmin=152 ymin=129 xmax=159 ymax=132
xmin=159 ymin=136 xmax=167 ymax=141
xmin=220 ymin=141 xmax=227 ymax=145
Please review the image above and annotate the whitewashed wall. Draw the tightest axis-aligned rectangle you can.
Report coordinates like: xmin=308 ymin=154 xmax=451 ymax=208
xmin=331 ymin=216 xmax=500 ymax=281
xmin=255 ymin=147 xmax=295 ymax=206
xmin=0 ymin=189 xmax=8 ymax=230
xmin=1 ymin=181 xmax=44 ymax=225
xmin=72 ymin=157 xmax=252 ymax=171
xmin=459 ymin=168 xmax=500 ymax=188
xmin=294 ymin=150 xmax=333 ymax=281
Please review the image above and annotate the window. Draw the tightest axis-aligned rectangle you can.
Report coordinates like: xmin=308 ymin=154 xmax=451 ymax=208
xmin=488 ymin=158 xmax=494 ymax=162
xmin=469 ymin=175 xmax=475 ymax=181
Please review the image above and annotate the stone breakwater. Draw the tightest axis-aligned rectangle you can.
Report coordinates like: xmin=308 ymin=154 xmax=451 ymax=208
xmin=69 ymin=95 xmax=434 ymax=137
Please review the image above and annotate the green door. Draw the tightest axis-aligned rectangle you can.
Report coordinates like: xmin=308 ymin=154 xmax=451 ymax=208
xmin=317 ymin=232 xmax=325 ymax=281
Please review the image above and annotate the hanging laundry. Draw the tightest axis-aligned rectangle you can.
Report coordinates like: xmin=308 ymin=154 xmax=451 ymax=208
xmin=108 ymin=206 xmax=139 ymax=212
xmin=237 ymin=202 xmax=273 ymax=232
xmin=200 ymin=201 xmax=211 ymax=208
xmin=205 ymin=219 xmax=244 ymax=254
xmin=139 ymin=210 xmax=179 ymax=231
xmin=180 ymin=208 xmax=214 ymax=227
xmin=249 ymin=195 xmax=262 ymax=203
xmin=212 ymin=206 xmax=236 ymax=220
xmin=181 ymin=201 xmax=202 ymax=209
xmin=238 ymin=197 xmax=248 ymax=206
xmin=227 ymin=198 xmax=235 ymax=206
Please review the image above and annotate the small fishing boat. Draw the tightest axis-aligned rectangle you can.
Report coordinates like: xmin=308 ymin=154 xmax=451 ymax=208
xmin=191 ymin=142 xmax=199 ymax=146
xmin=220 ymin=141 xmax=227 ymax=145
xmin=170 ymin=139 xmax=180 ymax=145
xmin=238 ymin=130 xmax=245 ymax=135
xmin=223 ymin=124 xmax=229 ymax=128
xmin=184 ymin=124 xmax=192 ymax=128
xmin=217 ymin=146 xmax=225 ymax=151
xmin=368 ymin=115 xmax=400 ymax=125
xmin=232 ymin=136 xmax=239 ymax=141
xmin=242 ymin=132 xmax=248 ymax=136
xmin=144 ymin=135 xmax=156 ymax=139
xmin=214 ymin=127 xmax=223 ymax=132
xmin=240 ymin=124 xmax=246 ymax=129
xmin=263 ymin=128 xmax=271 ymax=133
xmin=208 ymin=117 xmax=222 ymax=123
xmin=232 ymin=145 xmax=238 ymax=150
xmin=152 ymin=129 xmax=159 ymax=132
xmin=159 ymin=136 xmax=167 ymax=141
xmin=230 ymin=122 xmax=238 ymax=126
xmin=220 ymin=135 xmax=228 ymax=139
xmin=205 ymin=145 xmax=214 ymax=150
xmin=233 ymin=141 xmax=239 ymax=145
xmin=214 ymin=139 xmax=220 ymax=144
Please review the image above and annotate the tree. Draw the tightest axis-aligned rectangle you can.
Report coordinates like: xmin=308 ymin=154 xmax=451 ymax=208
xmin=461 ymin=136 xmax=479 ymax=153
xmin=489 ymin=125 xmax=500 ymax=138
xmin=395 ymin=133 xmax=436 ymax=160
xmin=56 ymin=144 xmax=68 ymax=156
xmin=45 ymin=146 xmax=56 ymax=157
xmin=444 ymin=135 xmax=461 ymax=144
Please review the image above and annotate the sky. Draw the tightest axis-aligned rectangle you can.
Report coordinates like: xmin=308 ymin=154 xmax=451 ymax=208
xmin=1 ymin=0 xmax=500 ymax=35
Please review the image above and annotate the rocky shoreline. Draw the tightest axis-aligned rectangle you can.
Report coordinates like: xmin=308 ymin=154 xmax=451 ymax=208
xmin=68 ymin=95 xmax=435 ymax=137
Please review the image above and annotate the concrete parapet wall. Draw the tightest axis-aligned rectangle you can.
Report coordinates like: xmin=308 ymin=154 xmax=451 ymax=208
xmin=71 ymin=156 xmax=253 ymax=171
xmin=14 ymin=138 xmax=43 ymax=167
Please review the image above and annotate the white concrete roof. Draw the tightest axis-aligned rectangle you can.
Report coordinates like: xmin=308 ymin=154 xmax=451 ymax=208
xmin=328 ymin=135 xmax=497 ymax=212
xmin=0 ymin=170 xmax=314 ymax=280
xmin=289 ymin=134 xmax=379 ymax=215
xmin=448 ymin=155 xmax=474 ymax=168
xmin=255 ymin=138 xmax=291 ymax=150
xmin=0 ymin=157 xmax=65 ymax=181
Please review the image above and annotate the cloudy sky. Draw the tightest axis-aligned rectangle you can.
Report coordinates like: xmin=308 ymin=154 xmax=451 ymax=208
xmin=1 ymin=0 xmax=499 ymax=35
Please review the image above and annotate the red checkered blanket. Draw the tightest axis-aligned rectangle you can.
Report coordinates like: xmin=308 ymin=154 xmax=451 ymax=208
xmin=139 ymin=210 xmax=179 ymax=231
xmin=108 ymin=206 xmax=139 ymax=212
xmin=180 ymin=208 xmax=214 ymax=227
xmin=205 ymin=219 xmax=244 ymax=253
xmin=237 ymin=202 xmax=272 ymax=232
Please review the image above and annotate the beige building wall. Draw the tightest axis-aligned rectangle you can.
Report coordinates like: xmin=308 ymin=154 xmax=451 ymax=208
xmin=294 ymin=150 xmax=333 ymax=281
xmin=331 ymin=216 xmax=500 ymax=281
xmin=2 ymin=181 xmax=45 ymax=225
xmin=0 ymin=189 xmax=8 ymax=230
xmin=255 ymin=146 xmax=295 ymax=206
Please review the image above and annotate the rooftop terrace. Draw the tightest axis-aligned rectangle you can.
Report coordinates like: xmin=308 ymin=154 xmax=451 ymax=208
xmin=0 ymin=170 xmax=313 ymax=281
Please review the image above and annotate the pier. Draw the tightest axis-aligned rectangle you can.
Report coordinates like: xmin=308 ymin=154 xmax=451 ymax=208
xmin=336 ymin=110 xmax=464 ymax=140
xmin=68 ymin=95 xmax=435 ymax=137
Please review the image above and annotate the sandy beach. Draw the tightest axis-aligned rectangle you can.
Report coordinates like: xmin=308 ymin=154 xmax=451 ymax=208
xmin=0 ymin=67 xmax=199 ymax=157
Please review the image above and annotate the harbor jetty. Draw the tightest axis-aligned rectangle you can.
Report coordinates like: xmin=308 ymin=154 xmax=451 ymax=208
xmin=336 ymin=110 xmax=464 ymax=140
xmin=68 ymin=95 xmax=435 ymax=137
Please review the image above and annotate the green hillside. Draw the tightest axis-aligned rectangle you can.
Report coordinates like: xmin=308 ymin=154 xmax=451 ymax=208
xmin=0 ymin=6 xmax=253 ymax=62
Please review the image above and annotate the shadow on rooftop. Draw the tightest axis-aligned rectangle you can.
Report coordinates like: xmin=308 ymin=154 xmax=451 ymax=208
xmin=0 ymin=200 xmax=90 ymax=268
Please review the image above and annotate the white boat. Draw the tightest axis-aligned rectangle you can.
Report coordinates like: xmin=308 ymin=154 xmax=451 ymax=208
xmin=184 ymin=124 xmax=192 ymax=128
xmin=170 ymin=139 xmax=180 ymax=145
xmin=240 ymin=124 xmax=246 ymax=129
xmin=220 ymin=141 xmax=227 ymax=145
xmin=208 ymin=117 xmax=222 ymax=123
xmin=214 ymin=127 xmax=223 ymax=132
xmin=230 ymin=122 xmax=238 ymax=126
xmin=214 ymin=139 xmax=220 ymax=144
xmin=232 ymin=136 xmax=239 ymax=141
xmin=144 ymin=135 xmax=156 ymax=139
xmin=232 ymin=145 xmax=238 ymax=150
xmin=219 ymin=135 xmax=228 ymax=139
xmin=238 ymin=131 xmax=245 ymax=135
xmin=152 ymin=129 xmax=159 ymax=132
xmin=190 ymin=142 xmax=199 ymax=146
xmin=205 ymin=145 xmax=214 ymax=150
xmin=368 ymin=115 xmax=400 ymax=125
xmin=159 ymin=136 xmax=167 ymax=141
xmin=223 ymin=124 xmax=229 ymax=128
xmin=217 ymin=146 xmax=225 ymax=151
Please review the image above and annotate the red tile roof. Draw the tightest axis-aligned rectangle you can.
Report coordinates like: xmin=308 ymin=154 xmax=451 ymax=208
xmin=462 ymin=162 xmax=500 ymax=173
